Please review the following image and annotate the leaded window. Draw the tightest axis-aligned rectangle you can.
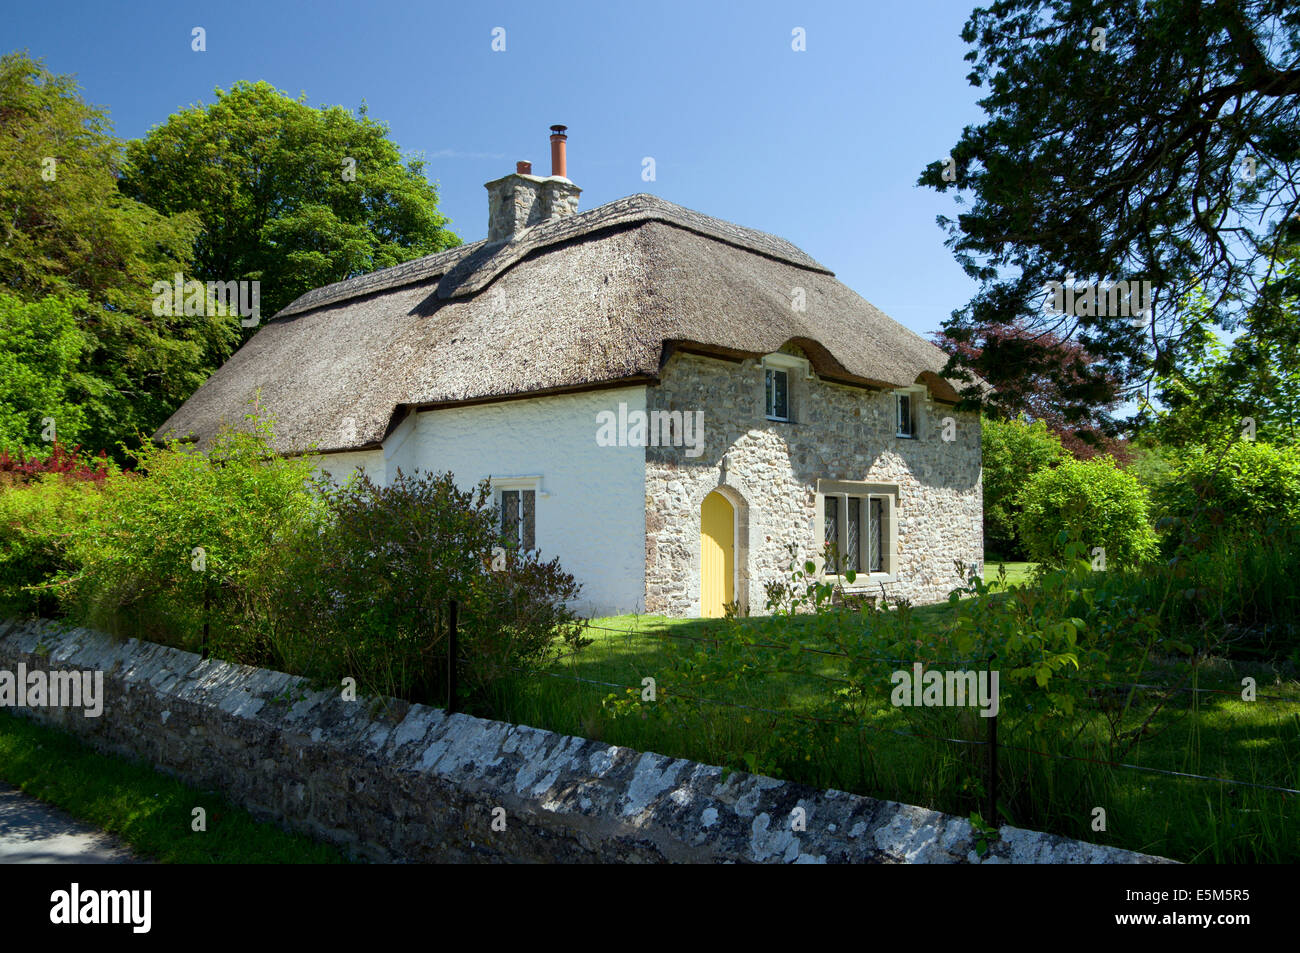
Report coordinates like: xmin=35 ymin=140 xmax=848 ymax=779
xmin=844 ymin=497 xmax=860 ymax=573
xmin=824 ymin=496 xmax=839 ymax=572
xmin=823 ymin=493 xmax=888 ymax=576
xmin=500 ymin=489 xmax=535 ymax=550
xmin=868 ymin=497 xmax=883 ymax=572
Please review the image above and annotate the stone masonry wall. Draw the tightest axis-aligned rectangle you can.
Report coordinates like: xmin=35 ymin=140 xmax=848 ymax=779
xmin=645 ymin=349 xmax=983 ymax=615
xmin=0 ymin=619 xmax=1169 ymax=864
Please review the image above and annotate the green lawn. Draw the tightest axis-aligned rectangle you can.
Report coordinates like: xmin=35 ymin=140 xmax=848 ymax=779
xmin=0 ymin=711 xmax=349 ymax=864
xmin=488 ymin=590 xmax=1300 ymax=864
xmin=984 ymin=560 xmax=1036 ymax=589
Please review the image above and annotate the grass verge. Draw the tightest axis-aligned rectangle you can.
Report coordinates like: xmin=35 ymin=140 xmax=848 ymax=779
xmin=0 ymin=710 xmax=348 ymax=864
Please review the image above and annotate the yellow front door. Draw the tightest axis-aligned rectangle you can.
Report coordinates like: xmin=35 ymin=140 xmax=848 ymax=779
xmin=700 ymin=491 xmax=734 ymax=618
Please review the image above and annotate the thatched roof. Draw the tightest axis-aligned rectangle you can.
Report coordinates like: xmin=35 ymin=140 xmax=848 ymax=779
xmin=157 ymin=193 xmax=967 ymax=455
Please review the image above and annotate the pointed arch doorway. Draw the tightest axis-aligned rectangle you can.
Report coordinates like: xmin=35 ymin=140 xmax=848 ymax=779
xmin=700 ymin=490 xmax=735 ymax=617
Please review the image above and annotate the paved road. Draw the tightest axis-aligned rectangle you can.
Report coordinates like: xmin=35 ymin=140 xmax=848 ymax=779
xmin=0 ymin=784 xmax=139 ymax=864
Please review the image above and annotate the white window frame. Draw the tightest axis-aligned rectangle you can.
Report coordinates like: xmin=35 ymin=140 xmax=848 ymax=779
xmin=760 ymin=353 xmax=812 ymax=423
xmin=814 ymin=479 xmax=899 ymax=583
xmin=765 ymin=367 xmax=790 ymax=421
xmin=490 ymin=475 xmax=544 ymax=551
xmin=893 ymin=385 xmax=928 ymax=440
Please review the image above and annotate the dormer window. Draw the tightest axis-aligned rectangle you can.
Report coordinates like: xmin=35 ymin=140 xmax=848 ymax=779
xmin=761 ymin=352 xmax=810 ymax=423
xmin=896 ymin=393 xmax=916 ymax=438
xmin=765 ymin=368 xmax=789 ymax=421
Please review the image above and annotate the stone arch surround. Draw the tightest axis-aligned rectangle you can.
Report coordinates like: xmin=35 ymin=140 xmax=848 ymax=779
xmin=692 ymin=477 xmax=752 ymax=616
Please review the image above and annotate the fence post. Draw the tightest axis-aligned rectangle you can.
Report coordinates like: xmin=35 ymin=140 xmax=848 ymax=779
xmin=447 ymin=599 xmax=459 ymax=715
xmin=201 ymin=576 xmax=210 ymax=661
xmin=986 ymin=654 xmax=998 ymax=827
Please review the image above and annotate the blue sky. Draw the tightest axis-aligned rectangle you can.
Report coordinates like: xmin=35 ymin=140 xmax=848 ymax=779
xmin=9 ymin=0 xmax=988 ymax=340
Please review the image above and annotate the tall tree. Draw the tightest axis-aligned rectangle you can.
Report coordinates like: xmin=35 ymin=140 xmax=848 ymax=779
xmin=0 ymin=292 xmax=95 ymax=455
xmin=1144 ymin=253 xmax=1300 ymax=447
xmin=0 ymin=51 xmax=235 ymax=456
xmin=920 ymin=1 xmax=1300 ymax=424
xmin=120 ymin=81 xmax=461 ymax=331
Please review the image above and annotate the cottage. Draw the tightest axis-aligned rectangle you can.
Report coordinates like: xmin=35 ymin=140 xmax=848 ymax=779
xmin=157 ymin=127 xmax=983 ymax=618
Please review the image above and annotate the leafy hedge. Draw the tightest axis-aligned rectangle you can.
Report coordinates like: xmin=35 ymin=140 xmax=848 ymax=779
xmin=57 ymin=418 xmax=322 ymax=654
xmin=0 ymin=474 xmax=104 ymax=618
xmin=0 ymin=416 xmax=589 ymax=714
xmin=1154 ymin=440 xmax=1300 ymax=543
xmin=0 ymin=443 xmax=115 ymax=617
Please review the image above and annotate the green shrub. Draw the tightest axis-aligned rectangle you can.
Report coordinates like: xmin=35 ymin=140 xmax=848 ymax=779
xmin=1018 ymin=456 xmax=1158 ymax=568
xmin=59 ymin=415 xmax=323 ymax=655
xmin=981 ymin=416 xmax=1069 ymax=559
xmin=1154 ymin=440 xmax=1300 ymax=544
xmin=0 ymin=474 xmax=105 ymax=618
xmin=1121 ymin=435 xmax=1178 ymax=495
xmin=273 ymin=469 xmax=589 ymax=709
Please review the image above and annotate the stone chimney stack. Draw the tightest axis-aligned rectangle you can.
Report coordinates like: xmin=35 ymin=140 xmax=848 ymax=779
xmin=485 ymin=125 xmax=581 ymax=242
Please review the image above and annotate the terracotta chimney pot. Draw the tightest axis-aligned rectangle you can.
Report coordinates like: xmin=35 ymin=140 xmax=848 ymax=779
xmin=549 ymin=125 xmax=568 ymax=178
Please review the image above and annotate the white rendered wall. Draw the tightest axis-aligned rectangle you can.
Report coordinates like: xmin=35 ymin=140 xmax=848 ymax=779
xmin=314 ymin=449 xmax=385 ymax=487
xmin=374 ymin=386 xmax=649 ymax=619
